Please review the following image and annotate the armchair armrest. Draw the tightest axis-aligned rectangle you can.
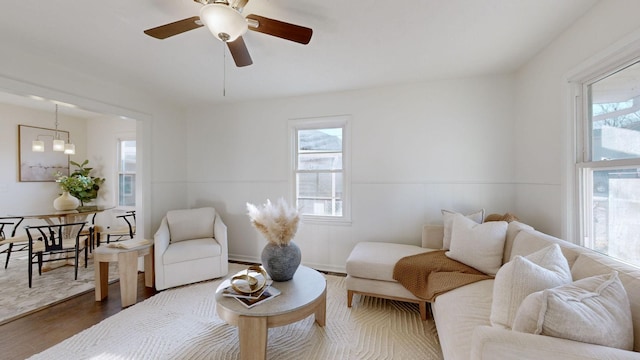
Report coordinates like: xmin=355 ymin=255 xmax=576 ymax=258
xmin=154 ymin=216 xmax=171 ymax=288
xmin=213 ymin=212 xmax=228 ymax=266
xmin=471 ymin=326 xmax=640 ymax=360
xmin=154 ymin=217 xmax=170 ymax=254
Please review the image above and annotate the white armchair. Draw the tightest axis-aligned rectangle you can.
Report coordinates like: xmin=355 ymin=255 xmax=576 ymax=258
xmin=154 ymin=207 xmax=228 ymax=290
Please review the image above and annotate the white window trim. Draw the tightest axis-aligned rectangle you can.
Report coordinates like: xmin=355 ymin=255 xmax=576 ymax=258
xmin=289 ymin=115 xmax=352 ymax=225
xmin=564 ymin=29 xmax=640 ymax=244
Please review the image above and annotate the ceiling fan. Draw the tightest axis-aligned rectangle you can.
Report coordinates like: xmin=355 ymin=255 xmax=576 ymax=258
xmin=143 ymin=0 xmax=313 ymax=67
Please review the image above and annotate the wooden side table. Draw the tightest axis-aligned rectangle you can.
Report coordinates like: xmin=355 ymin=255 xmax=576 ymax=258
xmin=94 ymin=240 xmax=154 ymax=307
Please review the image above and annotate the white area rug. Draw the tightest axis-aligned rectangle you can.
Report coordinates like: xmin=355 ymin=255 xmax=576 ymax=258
xmin=31 ymin=263 xmax=443 ymax=360
xmin=0 ymin=253 xmax=119 ymax=325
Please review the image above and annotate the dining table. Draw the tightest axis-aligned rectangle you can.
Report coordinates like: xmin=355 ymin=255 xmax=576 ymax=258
xmin=9 ymin=205 xmax=115 ymax=270
xmin=12 ymin=205 xmax=114 ymax=225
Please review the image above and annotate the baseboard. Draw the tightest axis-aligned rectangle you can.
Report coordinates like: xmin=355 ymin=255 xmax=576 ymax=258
xmin=228 ymin=254 xmax=260 ymax=264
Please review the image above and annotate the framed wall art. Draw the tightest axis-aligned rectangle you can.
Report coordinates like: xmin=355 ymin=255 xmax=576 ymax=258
xmin=18 ymin=125 xmax=70 ymax=182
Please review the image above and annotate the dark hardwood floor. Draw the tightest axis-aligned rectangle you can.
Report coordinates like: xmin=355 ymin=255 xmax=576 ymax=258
xmin=0 ymin=273 xmax=157 ymax=359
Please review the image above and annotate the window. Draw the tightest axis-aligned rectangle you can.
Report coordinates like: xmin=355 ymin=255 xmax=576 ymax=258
xmin=118 ymin=139 xmax=136 ymax=207
xmin=290 ymin=116 xmax=350 ymax=222
xmin=576 ymin=60 xmax=640 ymax=267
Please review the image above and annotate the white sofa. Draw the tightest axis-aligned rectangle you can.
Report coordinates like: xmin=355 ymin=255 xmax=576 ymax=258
xmin=154 ymin=207 xmax=228 ymax=290
xmin=346 ymin=221 xmax=640 ymax=359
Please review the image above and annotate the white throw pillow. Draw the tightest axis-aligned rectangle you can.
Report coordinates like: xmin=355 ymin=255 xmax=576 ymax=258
xmin=512 ymin=271 xmax=634 ymax=351
xmin=445 ymin=213 xmax=506 ymax=275
xmin=167 ymin=207 xmax=216 ymax=243
xmin=490 ymin=244 xmax=571 ymax=329
xmin=441 ymin=208 xmax=484 ymax=250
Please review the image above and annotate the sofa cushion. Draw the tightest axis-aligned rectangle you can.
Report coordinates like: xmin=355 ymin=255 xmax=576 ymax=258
xmin=509 ymin=229 xmax=584 ymax=268
xmin=167 ymin=207 xmax=215 ymax=243
xmin=432 ymin=279 xmax=494 ymax=360
xmin=346 ymin=242 xmax=434 ymax=282
xmin=512 ymin=272 xmax=634 ymax=351
xmin=441 ymin=208 xmax=484 ymax=250
xmin=162 ymin=238 xmax=221 ymax=265
xmin=490 ymin=244 xmax=572 ymax=329
xmin=446 ymin=214 xmax=507 ymax=275
xmin=571 ymin=252 xmax=640 ymax=352
xmin=503 ymin=221 xmax=534 ymax=264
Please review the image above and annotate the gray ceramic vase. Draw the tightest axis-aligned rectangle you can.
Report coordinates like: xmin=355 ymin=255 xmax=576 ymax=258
xmin=261 ymin=241 xmax=301 ymax=281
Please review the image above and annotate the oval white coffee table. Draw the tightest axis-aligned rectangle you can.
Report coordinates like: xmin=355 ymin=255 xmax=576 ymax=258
xmin=215 ymin=265 xmax=327 ymax=360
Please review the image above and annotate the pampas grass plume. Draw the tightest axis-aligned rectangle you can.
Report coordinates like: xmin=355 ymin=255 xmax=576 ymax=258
xmin=247 ymin=198 xmax=300 ymax=246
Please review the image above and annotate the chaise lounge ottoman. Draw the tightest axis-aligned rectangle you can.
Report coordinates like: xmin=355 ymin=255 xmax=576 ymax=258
xmin=345 ymin=226 xmax=443 ymax=321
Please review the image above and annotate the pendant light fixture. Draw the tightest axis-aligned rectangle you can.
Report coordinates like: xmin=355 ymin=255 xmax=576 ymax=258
xmin=64 ymin=142 xmax=76 ymax=155
xmin=32 ymin=138 xmax=45 ymax=152
xmin=32 ymin=104 xmax=75 ymax=154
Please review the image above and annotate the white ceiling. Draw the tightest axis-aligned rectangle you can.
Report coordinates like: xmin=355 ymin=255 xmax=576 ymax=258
xmin=0 ymin=0 xmax=598 ymax=112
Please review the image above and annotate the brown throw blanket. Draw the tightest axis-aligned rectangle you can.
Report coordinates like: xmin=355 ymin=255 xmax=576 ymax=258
xmin=393 ymin=250 xmax=492 ymax=302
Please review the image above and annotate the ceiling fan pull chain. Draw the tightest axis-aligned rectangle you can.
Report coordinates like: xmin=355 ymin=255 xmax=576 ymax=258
xmin=223 ymin=46 xmax=227 ymax=97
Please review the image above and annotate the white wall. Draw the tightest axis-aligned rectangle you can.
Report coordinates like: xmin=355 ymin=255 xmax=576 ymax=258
xmin=85 ymin=115 xmax=136 ymax=207
xmin=187 ymin=75 xmax=517 ymax=272
xmin=85 ymin=115 xmax=137 ymax=229
xmin=513 ymin=0 xmax=640 ymax=238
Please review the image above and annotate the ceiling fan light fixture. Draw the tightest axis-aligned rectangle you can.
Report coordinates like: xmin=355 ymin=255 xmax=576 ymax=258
xmin=199 ymin=4 xmax=247 ymax=42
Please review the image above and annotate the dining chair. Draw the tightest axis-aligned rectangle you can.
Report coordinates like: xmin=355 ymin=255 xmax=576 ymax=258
xmin=25 ymin=221 xmax=88 ymax=288
xmin=100 ymin=210 xmax=136 ymax=245
xmin=79 ymin=213 xmax=98 ymax=252
xmin=0 ymin=217 xmax=29 ymax=269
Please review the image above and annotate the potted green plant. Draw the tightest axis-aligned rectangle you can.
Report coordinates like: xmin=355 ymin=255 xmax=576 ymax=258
xmin=55 ymin=160 xmax=105 ymax=208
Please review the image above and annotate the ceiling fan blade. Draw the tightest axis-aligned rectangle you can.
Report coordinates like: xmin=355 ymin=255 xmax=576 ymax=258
xmin=246 ymin=14 xmax=312 ymax=45
xmin=227 ymin=36 xmax=253 ymax=67
xmin=144 ymin=16 xmax=203 ymax=39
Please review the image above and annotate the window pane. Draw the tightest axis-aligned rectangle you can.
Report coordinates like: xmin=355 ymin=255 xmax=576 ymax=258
xmin=298 ymin=172 xmax=343 ymax=198
xmin=589 ymin=168 xmax=640 ymax=265
xmin=590 ymin=61 xmax=640 ymax=161
xmin=118 ymin=140 xmax=136 ymax=207
xmin=292 ymin=118 xmax=349 ymax=221
xmin=298 ymin=198 xmax=343 ymax=217
xmin=298 ymin=152 xmax=342 ymax=170
xmin=118 ymin=174 xmax=136 ymax=206
xmin=298 ymin=128 xmax=342 ymax=152
xmin=297 ymin=172 xmax=343 ymax=216
xmin=120 ymin=140 xmax=137 ymax=173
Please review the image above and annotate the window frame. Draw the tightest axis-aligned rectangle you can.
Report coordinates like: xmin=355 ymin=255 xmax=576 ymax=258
xmin=289 ymin=115 xmax=351 ymax=224
xmin=570 ymin=51 xmax=640 ymax=264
